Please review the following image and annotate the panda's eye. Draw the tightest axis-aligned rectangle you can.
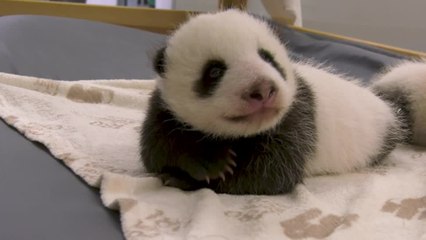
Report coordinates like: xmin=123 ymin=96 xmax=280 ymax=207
xmin=202 ymin=60 xmax=227 ymax=83
xmin=258 ymin=48 xmax=275 ymax=64
xmin=194 ymin=59 xmax=227 ymax=98
xmin=258 ymin=48 xmax=286 ymax=79
xmin=208 ymin=66 xmax=226 ymax=79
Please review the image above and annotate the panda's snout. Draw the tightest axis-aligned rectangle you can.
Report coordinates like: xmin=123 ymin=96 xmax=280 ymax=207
xmin=241 ymin=80 xmax=277 ymax=106
xmin=224 ymin=79 xmax=282 ymax=123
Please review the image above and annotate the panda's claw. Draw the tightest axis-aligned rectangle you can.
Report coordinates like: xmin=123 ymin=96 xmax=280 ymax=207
xmin=225 ymin=165 xmax=234 ymax=175
xmin=219 ymin=172 xmax=226 ymax=181
xmin=229 ymin=149 xmax=237 ymax=158
xmin=163 ymin=178 xmax=171 ymax=186
xmin=228 ymin=158 xmax=237 ymax=167
xmin=190 ymin=148 xmax=237 ymax=183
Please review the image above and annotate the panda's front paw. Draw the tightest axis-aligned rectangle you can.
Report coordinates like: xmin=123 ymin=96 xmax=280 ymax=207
xmin=187 ymin=148 xmax=238 ymax=184
xmin=207 ymin=149 xmax=238 ymax=183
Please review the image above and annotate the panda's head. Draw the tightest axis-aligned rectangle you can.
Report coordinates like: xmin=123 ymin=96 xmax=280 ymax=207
xmin=154 ymin=10 xmax=297 ymax=138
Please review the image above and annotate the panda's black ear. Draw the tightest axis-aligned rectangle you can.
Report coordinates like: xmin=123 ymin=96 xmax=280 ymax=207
xmin=153 ymin=47 xmax=167 ymax=77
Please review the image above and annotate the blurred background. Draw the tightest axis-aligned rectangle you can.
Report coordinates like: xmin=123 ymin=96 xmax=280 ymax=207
xmin=45 ymin=0 xmax=426 ymax=52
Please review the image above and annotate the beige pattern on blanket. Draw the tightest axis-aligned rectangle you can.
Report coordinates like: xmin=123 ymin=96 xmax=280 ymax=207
xmin=1 ymin=72 xmax=426 ymax=240
xmin=281 ymin=209 xmax=358 ymax=239
xmin=382 ymin=196 xmax=426 ymax=220
xmin=67 ymin=84 xmax=114 ymax=103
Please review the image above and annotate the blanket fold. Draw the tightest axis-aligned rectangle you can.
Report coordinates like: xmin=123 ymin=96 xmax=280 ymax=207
xmin=0 ymin=72 xmax=425 ymax=240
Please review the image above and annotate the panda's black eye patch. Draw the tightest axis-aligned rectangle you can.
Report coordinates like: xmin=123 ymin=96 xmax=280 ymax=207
xmin=258 ymin=48 xmax=286 ymax=80
xmin=258 ymin=48 xmax=275 ymax=64
xmin=194 ymin=59 xmax=227 ymax=98
xmin=153 ymin=47 xmax=166 ymax=77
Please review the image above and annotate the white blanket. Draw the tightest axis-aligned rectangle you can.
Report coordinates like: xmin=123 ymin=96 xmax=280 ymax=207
xmin=0 ymin=72 xmax=425 ymax=240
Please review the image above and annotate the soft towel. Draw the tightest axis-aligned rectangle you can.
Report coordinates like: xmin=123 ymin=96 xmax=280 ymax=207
xmin=0 ymin=72 xmax=425 ymax=240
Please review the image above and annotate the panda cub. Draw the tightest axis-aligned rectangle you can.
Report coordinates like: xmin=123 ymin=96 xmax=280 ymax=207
xmin=141 ymin=10 xmax=426 ymax=195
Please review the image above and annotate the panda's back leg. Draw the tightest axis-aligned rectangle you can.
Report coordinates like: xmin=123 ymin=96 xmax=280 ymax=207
xmin=371 ymin=61 xmax=426 ymax=146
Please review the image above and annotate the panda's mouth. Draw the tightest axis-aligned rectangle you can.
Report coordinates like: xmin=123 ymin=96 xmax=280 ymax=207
xmin=224 ymin=107 xmax=281 ymax=123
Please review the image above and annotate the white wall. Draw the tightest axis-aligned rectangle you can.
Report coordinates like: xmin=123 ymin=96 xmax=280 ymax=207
xmin=174 ymin=0 xmax=270 ymax=14
xmin=86 ymin=0 xmax=118 ymax=5
xmin=302 ymin=0 xmax=426 ymax=52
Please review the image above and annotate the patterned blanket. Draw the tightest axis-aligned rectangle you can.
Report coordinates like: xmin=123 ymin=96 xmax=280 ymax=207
xmin=0 ymin=72 xmax=425 ymax=240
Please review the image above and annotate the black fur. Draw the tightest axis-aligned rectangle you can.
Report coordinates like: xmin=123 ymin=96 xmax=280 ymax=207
xmin=194 ymin=59 xmax=228 ymax=98
xmin=140 ymin=76 xmax=317 ymax=195
xmin=153 ymin=47 xmax=167 ymax=77
xmin=258 ymin=48 xmax=287 ymax=79
xmin=370 ymin=86 xmax=414 ymax=164
xmin=374 ymin=88 xmax=413 ymax=140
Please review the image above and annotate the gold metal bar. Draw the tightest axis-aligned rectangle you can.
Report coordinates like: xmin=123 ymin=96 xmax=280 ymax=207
xmin=290 ymin=25 xmax=426 ymax=58
xmin=0 ymin=0 xmax=192 ymax=33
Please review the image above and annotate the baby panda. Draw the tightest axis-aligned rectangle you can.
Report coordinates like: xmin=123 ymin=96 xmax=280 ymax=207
xmin=140 ymin=10 xmax=426 ymax=195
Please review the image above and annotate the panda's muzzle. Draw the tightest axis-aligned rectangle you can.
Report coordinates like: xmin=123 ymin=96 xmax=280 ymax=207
xmin=224 ymin=80 xmax=281 ymax=123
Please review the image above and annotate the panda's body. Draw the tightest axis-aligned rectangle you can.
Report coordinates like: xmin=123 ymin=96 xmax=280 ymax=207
xmin=295 ymin=64 xmax=403 ymax=175
xmin=141 ymin=10 xmax=425 ymax=195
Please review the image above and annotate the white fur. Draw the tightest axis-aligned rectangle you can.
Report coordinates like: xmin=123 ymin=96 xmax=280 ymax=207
xmin=295 ymin=63 xmax=397 ymax=175
xmin=372 ymin=61 xmax=426 ymax=146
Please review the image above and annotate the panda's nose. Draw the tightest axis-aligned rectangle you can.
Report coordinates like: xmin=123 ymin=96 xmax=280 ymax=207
xmin=242 ymin=80 xmax=277 ymax=104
